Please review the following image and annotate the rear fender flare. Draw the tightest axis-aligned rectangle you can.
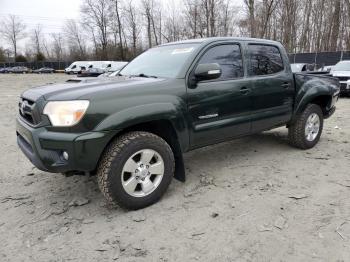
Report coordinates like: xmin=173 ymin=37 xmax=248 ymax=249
xmin=293 ymin=81 xmax=333 ymax=121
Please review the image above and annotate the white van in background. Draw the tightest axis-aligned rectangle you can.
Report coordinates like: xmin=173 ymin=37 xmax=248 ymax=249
xmin=65 ymin=61 xmax=128 ymax=74
xmin=64 ymin=61 xmax=90 ymax=74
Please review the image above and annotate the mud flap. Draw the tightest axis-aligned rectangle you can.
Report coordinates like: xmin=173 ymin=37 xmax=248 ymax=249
xmin=174 ymin=150 xmax=186 ymax=182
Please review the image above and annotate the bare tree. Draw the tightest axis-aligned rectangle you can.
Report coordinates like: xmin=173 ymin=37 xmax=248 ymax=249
xmin=64 ymin=19 xmax=86 ymax=59
xmin=184 ymin=0 xmax=200 ymax=38
xmin=111 ymin=0 xmax=125 ymax=59
xmin=42 ymin=38 xmax=51 ymax=60
xmin=258 ymin=0 xmax=279 ymax=38
xmin=30 ymin=24 xmax=43 ymax=55
xmin=244 ymin=0 xmax=256 ymax=37
xmin=0 ymin=15 xmax=26 ymax=59
xmin=4 ymin=0 xmax=347 ymax=62
xmin=345 ymin=0 xmax=350 ymax=50
xmin=51 ymin=33 xmax=64 ymax=61
xmin=330 ymin=0 xmax=341 ymax=50
xmin=143 ymin=0 xmax=154 ymax=48
xmin=125 ymin=1 xmax=140 ymax=56
xmin=163 ymin=1 xmax=183 ymax=42
xmin=81 ymin=0 xmax=110 ymax=59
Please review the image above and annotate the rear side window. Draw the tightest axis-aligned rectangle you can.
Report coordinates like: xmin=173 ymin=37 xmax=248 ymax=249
xmin=198 ymin=44 xmax=244 ymax=80
xmin=248 ymin=44 xmax=284 ymax=76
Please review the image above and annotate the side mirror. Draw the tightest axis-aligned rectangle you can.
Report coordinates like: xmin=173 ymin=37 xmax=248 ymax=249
xmin=194 ymin=63 xmax=222 ymax=81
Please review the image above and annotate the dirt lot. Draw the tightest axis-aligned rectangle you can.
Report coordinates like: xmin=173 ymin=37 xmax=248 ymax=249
xmin=0 ymin=74 xmax=349 ymax=262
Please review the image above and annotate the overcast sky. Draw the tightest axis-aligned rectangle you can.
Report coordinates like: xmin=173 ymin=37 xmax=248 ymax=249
xmin=0 ymin=0 xmax=244 ymax=53
xmin=0 ymin=0 xmax=82 ymax=50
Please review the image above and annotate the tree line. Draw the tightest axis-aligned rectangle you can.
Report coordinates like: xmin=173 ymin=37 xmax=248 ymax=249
xmin=1 ymin=0 xmax=350 ymax=62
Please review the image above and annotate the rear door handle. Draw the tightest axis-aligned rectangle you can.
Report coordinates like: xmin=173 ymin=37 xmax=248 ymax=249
xmin=240 ymin=87 xmax=250 ymax=94
xmin=281 ymin=82 xmax=291 ymax=89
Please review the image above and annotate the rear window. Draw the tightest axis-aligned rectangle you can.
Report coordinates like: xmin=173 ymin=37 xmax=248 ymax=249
xmin=248 ymin=44 xmax=284 ymax=76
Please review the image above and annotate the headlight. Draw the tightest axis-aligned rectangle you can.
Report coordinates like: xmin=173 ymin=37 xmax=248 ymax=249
xmin=43 ymin=100 xmax=89 ymax=126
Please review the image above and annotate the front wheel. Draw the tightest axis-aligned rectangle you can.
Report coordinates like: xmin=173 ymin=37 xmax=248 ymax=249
xmin=288 ymin=104 xmax=324 ymax=149
xmin=97 ymin=131 xmax=175 ymax=210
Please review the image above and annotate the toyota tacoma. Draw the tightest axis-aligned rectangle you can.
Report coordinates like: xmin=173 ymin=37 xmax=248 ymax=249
xmin=17 ymin=37 xmax=340 ymax=209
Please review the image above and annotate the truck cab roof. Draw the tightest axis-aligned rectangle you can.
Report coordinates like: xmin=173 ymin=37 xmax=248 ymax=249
xmin=160 ymin=37 xmax=281 ymax=47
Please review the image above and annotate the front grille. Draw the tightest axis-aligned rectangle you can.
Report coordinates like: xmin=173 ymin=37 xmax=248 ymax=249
xmin=340 ymin=83 xmax=348 ymax=90
xmin=18 ymin=98 xmax=41 ymax=125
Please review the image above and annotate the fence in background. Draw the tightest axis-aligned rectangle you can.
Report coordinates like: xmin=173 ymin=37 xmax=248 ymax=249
xmin=1 ymin=51 xmax=350 ymax=70
xmin=0 ymin=61 xmax=73 ymax=70
xmin=288 ymin=51 xmax=350 ymax=68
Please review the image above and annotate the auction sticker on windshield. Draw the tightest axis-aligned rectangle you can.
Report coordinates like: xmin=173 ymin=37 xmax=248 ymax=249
xmin=171 ymin=47 xmax=194 ymax=55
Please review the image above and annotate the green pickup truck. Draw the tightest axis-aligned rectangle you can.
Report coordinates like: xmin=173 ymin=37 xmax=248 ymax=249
xmin=17 ymin=37 xmax=340 ymax=209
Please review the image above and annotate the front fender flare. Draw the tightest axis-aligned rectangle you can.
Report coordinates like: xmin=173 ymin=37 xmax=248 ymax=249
xmin=94 ymin=102 xmax=190 ymax=152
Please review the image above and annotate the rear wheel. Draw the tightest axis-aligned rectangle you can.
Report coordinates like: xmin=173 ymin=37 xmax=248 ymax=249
xmin=288 ymin=104 xmax=323 ymax=149
xmin=97 ymin=131 xmax=175 ymax=210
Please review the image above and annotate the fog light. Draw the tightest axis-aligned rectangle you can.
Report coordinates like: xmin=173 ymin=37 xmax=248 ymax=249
xmin=62 ymin=151 xmax=69 ymax=160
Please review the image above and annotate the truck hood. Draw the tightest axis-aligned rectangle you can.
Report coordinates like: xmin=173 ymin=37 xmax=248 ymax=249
xmin=21 ymin=76 xmax=168 ymax=101
xmin=331 ymin=71 xmax=350 ymax=77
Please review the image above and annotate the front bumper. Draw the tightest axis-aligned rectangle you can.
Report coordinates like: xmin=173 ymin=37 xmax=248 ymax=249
xmin=16 ymin=117 xmax=118 ymax=173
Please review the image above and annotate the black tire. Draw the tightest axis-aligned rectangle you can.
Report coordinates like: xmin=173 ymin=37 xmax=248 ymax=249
xmin=288 ymin=104 xmax=324 ymax=149
xmin=97 ymin=131 xmax=175 ymax=210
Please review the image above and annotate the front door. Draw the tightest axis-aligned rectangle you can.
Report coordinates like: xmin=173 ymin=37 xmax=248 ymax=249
xmin=187 ymin=43 xmax=252 ymax=148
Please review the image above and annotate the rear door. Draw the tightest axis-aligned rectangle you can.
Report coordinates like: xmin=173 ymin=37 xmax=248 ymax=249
xmin=187 ymin=42 xmax=252 ymax=148
xmin=247 ymin=44 xmax=294 ymax=132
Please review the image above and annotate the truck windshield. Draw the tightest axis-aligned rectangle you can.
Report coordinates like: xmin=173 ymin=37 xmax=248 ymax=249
xmin=333 ymin=61 xmax=350 ymax=71
xmin=119 ymin=43 xmax=199 ymax=78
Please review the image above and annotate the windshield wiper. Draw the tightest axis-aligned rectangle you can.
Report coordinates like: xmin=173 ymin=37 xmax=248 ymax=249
xmin=130 ymin=73 xmax=158 ymax=78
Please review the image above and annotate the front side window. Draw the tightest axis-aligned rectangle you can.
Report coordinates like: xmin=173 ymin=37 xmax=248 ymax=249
xmin=198 ymin=44 xmax=244 ymax=80
xmin=248 ymin=44 xmax=284 ymax=76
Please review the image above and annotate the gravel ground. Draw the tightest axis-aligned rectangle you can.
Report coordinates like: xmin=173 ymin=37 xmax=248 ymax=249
xmin=0 ymin=74 xmax=350 ymax=262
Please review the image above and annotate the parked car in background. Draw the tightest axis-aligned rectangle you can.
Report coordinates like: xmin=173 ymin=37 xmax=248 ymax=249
xmin=104 ymin=61 xmax=128 ymax=72
xmin=78 ymin=67 xmax=105 ymax=77
xmin=318 ymin=65 xmax=334 ymax=72
xmin=9 ymin=66 xmax=30 ymax=74
xmin=33 ymin=67 xmax=55 ymax=74
xmin=330 ymin=60 xmax=350 ymax=96
xmin=0 ymin=67 xmax=12 ymax=73
xmin=77 ymin=61 xmax=128 ymax=77
xmin=290 ymin=63 xmax=315 ymax=73
xmin=67 ymin=69 xmax=123 ymax=82
xmin=99 ymin=70 xmax=121 ymax=77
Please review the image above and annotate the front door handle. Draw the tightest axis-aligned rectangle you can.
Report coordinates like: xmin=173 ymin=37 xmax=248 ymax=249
xmin=240 ymin=87 xmax=250 ymax=94
xmin=281 ymin=82 xmax=291 ymax=89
